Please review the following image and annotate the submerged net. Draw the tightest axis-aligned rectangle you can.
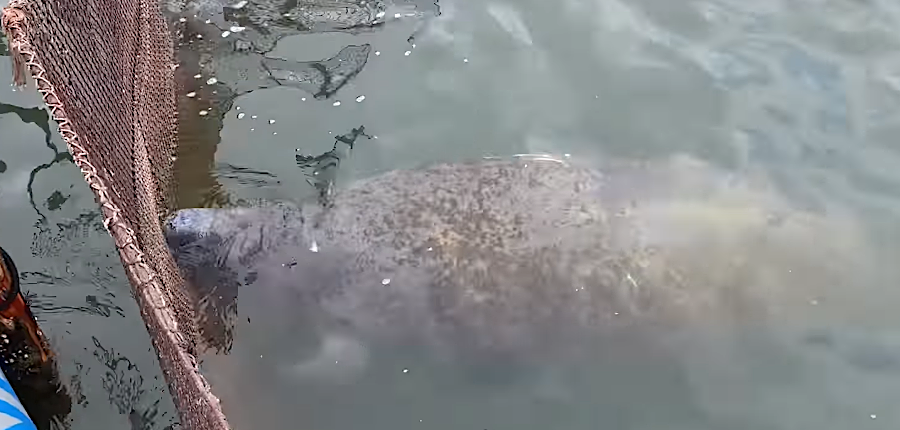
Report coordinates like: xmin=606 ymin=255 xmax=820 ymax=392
xmin=2 ymin=1 xmax=230 ymax=428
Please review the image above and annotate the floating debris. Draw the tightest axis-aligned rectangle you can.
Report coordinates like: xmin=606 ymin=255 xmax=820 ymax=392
xmin=382 ymin=278 xmax=391 ymax=285
xmin=333 ymin=101 xmax=342 ymax=106
xmin=230 ymin=0 xmax=248 ymax=9
xmin=268 ymin=119 xmax=275 ymax=124
xmin=193 ymin=73 xmax=202 ymax=79
xmin=402 ymin=368 xmax=409 ymax=373
xmin=206 ymin=77 xmax=218 ymax=85
xmin=230 ymin=26 xmax=246 ymax=33
xmin=404 ymin=50 xmax=411 ymax=56
xmin=376 ymin=11 xmax=385 ymax=18
xmin=375 ymin=51 xmax=381 ymax=56
xmin=463 ymin=58 xmax=469 ymax=63
xmin=222 ymin=31 xmax=231 ymax=38
xmin=251 ymin=115 xmax=258 ymax=119
xmin=309 ymin=241 xmax=319 ymax=253
xmin=301 ymin=97 xmax=307 ymax=101
xmin=394 ymin=13 xmax=401 ymax=18
xmin=199 ymin=110 xmax=209 ymax=116
xmin=186 ymin=92 xmax=196 ymax=98
xmin=237 ymin=112 xmax=245 ymax=119
xmin=356 ymin=95 xmax=366 ymax=103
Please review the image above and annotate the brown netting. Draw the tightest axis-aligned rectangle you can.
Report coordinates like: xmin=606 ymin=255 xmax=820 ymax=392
xmin=2 ymin=1 xmax=230 ymax=428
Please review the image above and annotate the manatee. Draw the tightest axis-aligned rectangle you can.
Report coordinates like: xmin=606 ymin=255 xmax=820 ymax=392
xmin=165 ymin=154 xmax=874 ymax=386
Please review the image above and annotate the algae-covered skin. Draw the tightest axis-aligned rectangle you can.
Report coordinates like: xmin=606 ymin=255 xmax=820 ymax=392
xmin=165 ymin=155 xmax=900 ymax=429
xmin=165 ymin=155 xmax=875 ymax=375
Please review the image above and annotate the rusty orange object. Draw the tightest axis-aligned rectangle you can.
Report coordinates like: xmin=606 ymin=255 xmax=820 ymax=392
xmin=0 ymin=247 xmax=49 ymax=364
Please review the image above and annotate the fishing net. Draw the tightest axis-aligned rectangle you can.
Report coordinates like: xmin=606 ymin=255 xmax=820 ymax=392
xmin=2 ymin=0 xmax=230 ymax=428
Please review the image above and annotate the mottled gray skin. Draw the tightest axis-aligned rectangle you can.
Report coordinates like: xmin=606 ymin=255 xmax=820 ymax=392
xmin=166 ymin=158 xmax=676 ymax=370
xmin=165 ymin=156 xmax=900 ymax=416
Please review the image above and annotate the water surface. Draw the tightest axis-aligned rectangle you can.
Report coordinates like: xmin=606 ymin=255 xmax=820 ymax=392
xmin=3 ymin=0 xmax=900 ymax=429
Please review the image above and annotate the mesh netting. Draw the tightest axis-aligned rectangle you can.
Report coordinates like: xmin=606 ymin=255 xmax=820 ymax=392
xmin=2 ymin=1 xmax=230 ymax=428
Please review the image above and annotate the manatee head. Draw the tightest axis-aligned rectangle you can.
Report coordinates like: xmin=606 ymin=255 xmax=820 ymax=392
xmin=165 ymin=203 xmax=315 ymax=351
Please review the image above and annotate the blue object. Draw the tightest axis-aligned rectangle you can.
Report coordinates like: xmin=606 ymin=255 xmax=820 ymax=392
xmin=0 ymin=366 xmax=36 ymax=430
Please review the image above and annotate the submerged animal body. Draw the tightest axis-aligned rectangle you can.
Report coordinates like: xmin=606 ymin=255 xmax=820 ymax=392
xmin=166 ymin=156 xmax=871 ymax=380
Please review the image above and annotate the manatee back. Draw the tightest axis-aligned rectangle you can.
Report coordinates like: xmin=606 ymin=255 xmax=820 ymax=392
xmin=297 ymin=158 xmax=655 ymax=362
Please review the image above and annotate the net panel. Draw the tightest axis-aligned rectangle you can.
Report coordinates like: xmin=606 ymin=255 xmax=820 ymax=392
xmin=2 ymin=1 xmax=230 ymax=428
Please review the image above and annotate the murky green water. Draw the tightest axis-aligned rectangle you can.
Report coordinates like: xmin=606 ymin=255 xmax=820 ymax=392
xmin=4 ymin=0 xmax=900 ymax=428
